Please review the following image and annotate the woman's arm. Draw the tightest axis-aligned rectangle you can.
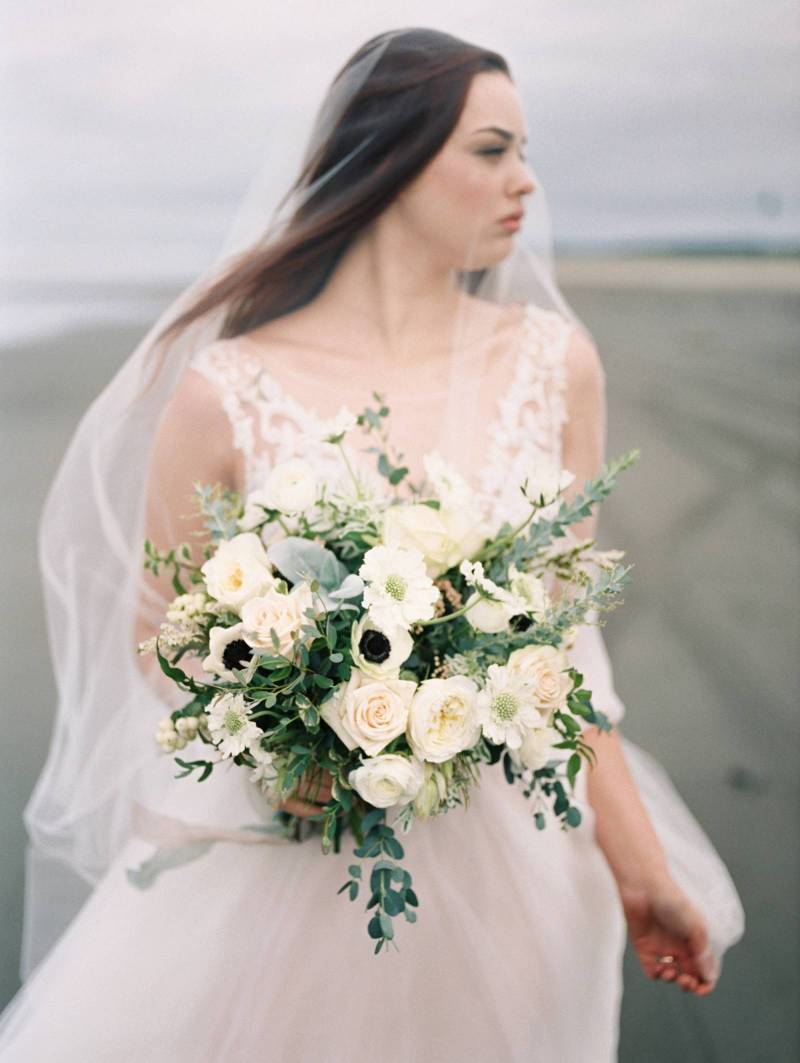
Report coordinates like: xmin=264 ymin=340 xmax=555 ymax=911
xmin=560 ymin=328 xmax=716 ymax=994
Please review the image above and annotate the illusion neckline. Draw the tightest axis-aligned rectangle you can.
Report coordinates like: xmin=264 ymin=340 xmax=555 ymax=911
xmin=219 ymin=302 xmax=540 ymax=496
xmin=227 ymin=301 xmax=538 ymax=411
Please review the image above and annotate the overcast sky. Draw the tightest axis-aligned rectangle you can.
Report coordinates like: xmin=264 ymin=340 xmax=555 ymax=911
xmin=2 ymin=0 xmax=798 ymax=285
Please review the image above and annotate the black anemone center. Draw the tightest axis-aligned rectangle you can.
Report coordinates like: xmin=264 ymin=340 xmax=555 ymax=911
xmin=359 ymin=629 xmax=392 ymax=664
xmin=222 ymin=639 xmax=254 ymax=671
xmin=510 ymin=614 xmax=532 ymax=633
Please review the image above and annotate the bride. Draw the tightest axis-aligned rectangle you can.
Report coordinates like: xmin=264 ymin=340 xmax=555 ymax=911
xmin=0 ymin=27 xmax=743 ymax=1061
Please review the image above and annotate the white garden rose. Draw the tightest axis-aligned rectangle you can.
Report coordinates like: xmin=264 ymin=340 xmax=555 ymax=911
xmin=507 ymin=565 xmax=549 ymax=620
xmin=506 ymin=644 xmax=573 ymax=721
xmin=201 ymin=533 xmax=276 ymax=613
xmin=513 ymin=724 xmax=563 ymax=772
xmin=407 ymin=676 xmax=481 ymax=763
xmin=261 ymin=458 xmax=318 ymax=515
xmin=382 ymin=498 xmax=491 ymax=581
xmin=348 ymin=754 xmax=425 ymax=809
xmin=381 ymin=503 xmax=456 ymax=579
xmin=240 ymin=581 xmax=318 ymax=660
xmin=350 ymin=613 xmax=413 ymax=680
xmin=319 ymin=667 xmax=416 ymax=756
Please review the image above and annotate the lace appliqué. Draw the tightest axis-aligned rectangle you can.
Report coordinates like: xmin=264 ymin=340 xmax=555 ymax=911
xmin=190 ymin=304 xmax=574 ymax=526
xmin=477 ymin=306 xmax=573 ymax=528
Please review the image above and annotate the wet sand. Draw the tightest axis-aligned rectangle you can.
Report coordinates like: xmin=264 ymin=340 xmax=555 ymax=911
xmin=1 ymin=256 xmax=798 ymax=1060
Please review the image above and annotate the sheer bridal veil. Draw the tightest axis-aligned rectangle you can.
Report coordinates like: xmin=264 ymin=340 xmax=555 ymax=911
xmin=24 ymin=27 xmax=743 ymax=983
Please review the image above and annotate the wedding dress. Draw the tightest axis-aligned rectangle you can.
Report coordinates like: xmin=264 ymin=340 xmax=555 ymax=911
xmin=0 ymin=302 xmax=643 ymax=1061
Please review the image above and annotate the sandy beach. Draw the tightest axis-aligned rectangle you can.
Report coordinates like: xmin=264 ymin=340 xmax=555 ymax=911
xmin=1 ymin=256 xmax=798 ymax=1060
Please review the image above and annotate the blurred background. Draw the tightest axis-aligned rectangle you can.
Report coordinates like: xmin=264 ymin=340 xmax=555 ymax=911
xmin=1 ymin=2 xmax=798 ymax=1059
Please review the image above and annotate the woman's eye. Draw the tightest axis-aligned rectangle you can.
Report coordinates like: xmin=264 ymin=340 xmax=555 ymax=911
xmin=477 ymin=147 xmax=528 ymax=163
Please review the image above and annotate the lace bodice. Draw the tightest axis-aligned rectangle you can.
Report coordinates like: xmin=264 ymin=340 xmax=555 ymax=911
xmin=190 ymin=302 xmax=574 ymax=530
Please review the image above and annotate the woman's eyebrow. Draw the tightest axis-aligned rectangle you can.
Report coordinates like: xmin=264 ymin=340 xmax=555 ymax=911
xmin=471 ymin=125 xmax=528 ymax=144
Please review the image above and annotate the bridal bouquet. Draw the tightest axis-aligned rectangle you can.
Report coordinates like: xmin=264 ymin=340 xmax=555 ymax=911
xmin=138 ymin=394 xmax=636 ymax=953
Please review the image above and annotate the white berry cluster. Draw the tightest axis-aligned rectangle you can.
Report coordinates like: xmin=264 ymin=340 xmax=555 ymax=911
xmin=154 ymin=713 xmax=209 ymax=752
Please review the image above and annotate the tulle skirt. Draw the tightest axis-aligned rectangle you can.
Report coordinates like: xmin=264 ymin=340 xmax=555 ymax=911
xmin=0 ymin=756 xmax=628 ymax=1062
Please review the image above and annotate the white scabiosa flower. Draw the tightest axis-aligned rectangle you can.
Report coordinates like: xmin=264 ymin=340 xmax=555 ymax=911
xmin=350 ymin=612 xmax=413 ymax=680
xmin=359 ymin=544 xmax=440 ymax=629
xmin=202 ymin=622 xmax=255 ymax=682
xmin=476 ymin=663 xmax=546 ymax=750
xmin=348 ymin=753 xmax=425 ymax=809
xmin=201 ymin=533 xmax=276 ymax=613
xmin=207 ymin=691 xmax=262 ymax=759
xmin=406 ymin=676 xmax=481 ymax=763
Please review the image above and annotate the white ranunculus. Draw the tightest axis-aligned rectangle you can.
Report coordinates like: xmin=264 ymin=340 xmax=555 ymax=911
xmin=463 ymin=591 xmax=515 ymax=634
xmin=506 ymin=644 xmax=573 ymax=721
xmin=359 ymin=544 xmax=440 ymax=629
xmin=201 ymin=533 xmax=276 ymax=613
xmin=407 ymin=676 xmax=481 ymax=763
xmin=202 ymin=622 xmax=254 ymax=682
xmin=459 ymin=559 xmax=528 ymax=634
xmin=348 ymin=754 xmax=425 ymax=809
xmin=350 ymin=612 xmax=413 ymax=680
xmin=261 ymin=458 xmax=318 ymax=515
xmin=513 ymin=724 xmax=563 ymax=772
xmin=507 ymin=565 xmax=550 ymax=620
xmin=240 ymin=581 xmax=318 ymax=661
xmin=476 ymin=663 xmax=546 ymax=750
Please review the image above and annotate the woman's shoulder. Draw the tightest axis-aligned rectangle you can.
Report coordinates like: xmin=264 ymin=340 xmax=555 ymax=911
xmin=187 ymin=335 xmax=264 ymax=389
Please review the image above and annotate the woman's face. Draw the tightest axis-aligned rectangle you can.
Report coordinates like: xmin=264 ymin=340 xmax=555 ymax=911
xmin=393 ymin=70 xmax=536 ymax=271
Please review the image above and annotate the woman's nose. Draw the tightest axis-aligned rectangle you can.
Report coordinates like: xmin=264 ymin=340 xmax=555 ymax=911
xmin=510 ymin=159 xmax=536 ymax=197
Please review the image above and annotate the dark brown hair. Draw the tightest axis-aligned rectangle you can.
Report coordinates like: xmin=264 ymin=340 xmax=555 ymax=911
xmin=154 ymin=28 xmax=510 ymax=349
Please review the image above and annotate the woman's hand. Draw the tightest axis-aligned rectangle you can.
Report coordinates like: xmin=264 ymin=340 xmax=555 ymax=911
xmin=278 ymin=767 xmax=334 ymax=819
xmin=619 ymin=876 xmax=718 ymax=996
